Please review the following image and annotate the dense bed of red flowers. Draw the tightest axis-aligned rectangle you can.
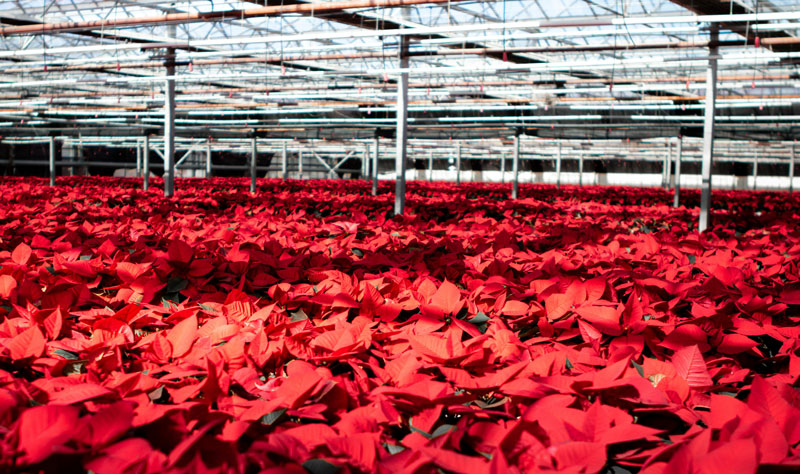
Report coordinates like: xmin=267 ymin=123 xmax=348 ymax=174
xmin=2 ymin=176 xmax=800 ymax=473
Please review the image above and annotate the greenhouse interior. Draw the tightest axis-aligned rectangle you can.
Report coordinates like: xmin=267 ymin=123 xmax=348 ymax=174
xmin=2 ymin=0 xmax=800 ymax=472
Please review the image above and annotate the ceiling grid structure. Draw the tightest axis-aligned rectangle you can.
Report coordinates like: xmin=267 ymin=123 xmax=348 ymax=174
xmin=0 ymin=0 xmax=798 ymax=161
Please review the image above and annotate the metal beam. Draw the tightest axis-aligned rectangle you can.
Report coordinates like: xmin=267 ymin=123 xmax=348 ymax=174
xmin=673 ymin=137 xmax=682 ymax=208
xmin=163 ymin=48 xmax=176 ymax=197
xmin=206 ymin=142 xmax=212 ymax=177
xmin=299 ymin=150 xmax=304 ymax=178
xmin=250 ymin=137 xmax=257 ymax=194
xmin=752 ymin=148 xmax=758 ymax=190
xmin=48 ymin=136 xmax=55 ymax=186
xmin=136 ymin=141 xmax=142 ymax=177
xmin=579 ymin=151 xmax=584 ymax=187
xmin=512 ymin=135 xmax=520 ymax=199
xmin=455 ymin=143 xmax=462 ymax=185
xmin=363 ymin=143 xmax=369 ymax=180
xmin=311 ymin=150 xmax=335 ymax=173
xmin=791 ymin=145 xmax=795 ymax=194
xmin=282 ymin=142 xmax=288 ymax=179
xmin=0 ymin=0 xmax=463 ymax=36
xmin=394 ymin=35 xmax=409 ymax=216
xmin=555 ymin=143 xmax=562 ymax=189
xmin=665 ymin=0 xmax=800 ymax=53
xmin=699 ymin=25 xmax=719 ymax=233
xmin=372 ymin=138 xmax=379 ymax=196
xmin=664 ymin=140 xmax=672 ymax=189
xmin=331 ymin=150 xmax=356 ymax=173
xmin=143 ymin=135 xmax=150 ymax=190
xmin=428 ymin=150 xmax=434 ymax=182
xmin=500 ymin=151 xmax=506 ymax=184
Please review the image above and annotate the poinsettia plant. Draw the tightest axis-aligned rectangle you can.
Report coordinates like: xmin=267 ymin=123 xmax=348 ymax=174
xmin=1 ymin=176 xmax=799 ymax=473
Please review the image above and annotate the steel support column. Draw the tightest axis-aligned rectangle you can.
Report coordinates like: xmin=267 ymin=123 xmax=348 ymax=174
xmin=143 ymin=135 xmax=150 ymax=190
xmin=282 ymin=142 xmax=288 ymax=180
xmin=579 ymin=152 xmax=584 ymax=187
xmin=699 ymin=25 xmax=719 ymax=233
xmin=394 ymin=35 xmax=409 ymax=215
xmin=206 ymin=142 xmax=212 ymax=177
xmin=500 ymin=152 xmax=506 ymax=184
xmin=250 ymin=138 xmax=257 ymax=194
xmin=136 ymin=141 xmax=142 ymax=177
xmin=665 ymin=140 xmax=673 ymax=189
xmin=163 ymin=47 xmax=176 ymax=197
xmin=48 ymin=136 xmax=55 ymax=187
xmin=455 ymin=143 xmax=461 ymax=185
xmin=428 ymin=150 xmax=434 ymax=182
xmin=752 ymin=148 xmax=758 ymax=190
xmin=790 ymin=145 xmax=795 ymax=194
xmin=673 ymin=137 xmax=683 ymax=208
xmin=299 ymin=150 xmax=304 ymax=178
xmin=555 ymin=143 xmax=562 ymax=189
xmin=512 ymin=135 xmax=520 ymax=199
xmin=372 ymin=138 xmax=379 ymax=196
xmin=363 ymin=143 xmax=369 ymax=182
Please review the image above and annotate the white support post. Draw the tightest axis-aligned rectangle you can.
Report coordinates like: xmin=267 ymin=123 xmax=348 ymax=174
xmin=372 ymin=138 xmax=379 ymax=196
xmin=500 ymin=152 xmax=506 ymax=184
xmin=512 ymin=135 xmax=520 ymax=199
xmin=299 ymin=150 xmax=304 ymax=179
xmin=698 ymin=25 xmax=718 ymax=233
xmin=790 ymin=145 xmax=795 ymax=194
xmin=48 ymin=136 xmax=55 ymax=187
xmin=394 ymin=35 xmax=409 ymax=215
xmin=143 ymin=135 xmax=150 ymax=190
xmin=579 ymin=151 xmax=584 ymax=187
xmin=205 ymin=142 xmax=212 ymax=177
xmin=282 ymin=142 xmax=288 ymax=180
xmin=673 ymin=137 xmax=683 ymax=208
xmin=455 ymin=143 xmax=462 ymax=185
xmin=428 ymin=150 xmax=434 ymax=182
xmin=136 ymin=141 xmax=142 ymax=177
xmin=555 ymin=142 xmax=562 ymax=189
xmin=665 ymin=139 xmax=673 ymax=189
xmin=363 ymin=143 xmax=369 ymax=182
xmin=164 ymin=47 xmax=176 ymax=197
xmin=752 ymin=148 xmax=758 ymax=190
xmin=250 ymin=138 xmax=257 ymax=194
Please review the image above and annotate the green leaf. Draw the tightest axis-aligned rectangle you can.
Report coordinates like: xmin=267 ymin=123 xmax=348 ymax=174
xmin=45 ymin=266 xmax=57 ymax=275
xmin=565 ymin=358 xmax=574 ymax=370
xmin=54 ymin=349 xmax=80 ymax=360
xmin=687 ymin=254 xmax=697 ymax=264
xmin=166 ymin=278 xmax=188 ymax=293
xmin=198 ymin=303 xmax=216 ymax=312
xmin=260 ymin=408 xmax=287 ymax=426
xmin=408 ymin=417 xmax=432 ymax=439
xmin=63 ymin=360 xmax=86 ymax=376
xmin=78 ymin=255 xmax=92 ymax=261
xmin=467 ymin=312 xmax=490 ymax=324
xmin=290 ymin=310 xmax=308 ymax=322
xmin=385 ymin=444 xmax=405 ymax=455
xmin=303 ymin=459 xmax=340 ymax=474
xmin=352 ymin=248 xmax=364 ymax=257
xmin=431 ymin=424 xmax=456 ymax=438
xmin=631 ymin=360 xmax=644 ymax=377
xmin=148 ymin=386 xmax=165 ymax=402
